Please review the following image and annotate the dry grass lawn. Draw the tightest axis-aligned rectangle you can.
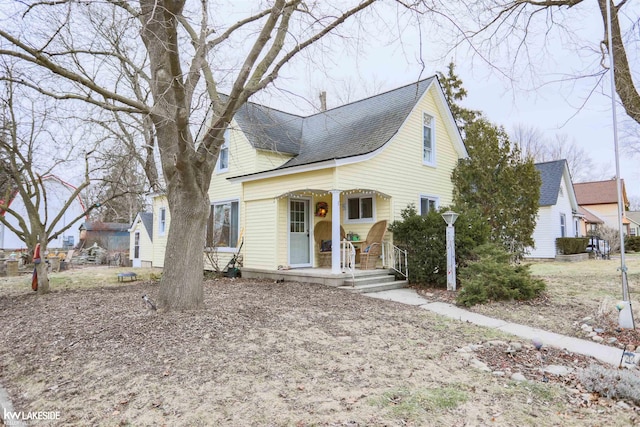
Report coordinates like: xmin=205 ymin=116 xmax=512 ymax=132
xmin=466 ymin=254 xmax=640 ymax=340
xmin=0 ymin=259 xmax=639 ymax=426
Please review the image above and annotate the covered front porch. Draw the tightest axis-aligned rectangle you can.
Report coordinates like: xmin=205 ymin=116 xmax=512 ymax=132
xmin=277 ymin=188 xmax=406 ymax=274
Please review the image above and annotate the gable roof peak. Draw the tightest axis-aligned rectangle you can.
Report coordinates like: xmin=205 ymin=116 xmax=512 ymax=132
xmin=234 ymin=76 xmax=439 ymax=170
xmin=303 ymin=76 xmax=438 ymax=117
xmin=535 ymin=159 xmax=569 ymax=206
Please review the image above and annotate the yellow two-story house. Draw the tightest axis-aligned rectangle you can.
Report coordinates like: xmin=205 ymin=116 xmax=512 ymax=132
xmin=147 ymin=76 xmax=468 ymax=284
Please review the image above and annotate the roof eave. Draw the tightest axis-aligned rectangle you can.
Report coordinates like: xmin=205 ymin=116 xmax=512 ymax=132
xmin=228 ymin=140 xmax=393 ymax=183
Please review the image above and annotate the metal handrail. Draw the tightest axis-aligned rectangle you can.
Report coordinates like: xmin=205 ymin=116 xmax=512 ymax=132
xmin=384 ymin=242 xmax=408 ymax=280
xmin=341 ymin=239 xmax=356 ymax=281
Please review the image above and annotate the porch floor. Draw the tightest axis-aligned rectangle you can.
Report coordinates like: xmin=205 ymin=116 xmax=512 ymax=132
xmin=241 ymin=267 xmax=394 ymax=287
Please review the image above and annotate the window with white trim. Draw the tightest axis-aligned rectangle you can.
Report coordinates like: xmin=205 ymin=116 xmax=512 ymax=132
xmin=560 ymin=213 xmax=566 ymax=237
xmin=216 ymin=129 xmax=229 ymax=173
xmin=346 ymin=195 xmax=374 ymax=222
xmin=134 ymin=232 xmax=140 ymax=258
xmin=206 ymin=200 xmax=239 ymax=249
xmin=419 ymin=195 xmax=438 ymax=216
xmin=159 ymin=207 xmax=166 ymax=236
xmin=423 ymin=113 xmax=435 ymax=165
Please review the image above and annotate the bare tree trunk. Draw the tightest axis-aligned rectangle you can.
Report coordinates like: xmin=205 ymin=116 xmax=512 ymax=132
xmin=596 ymin=0 xmax=640 ymax=124
xmin=139 ymin=0 xmax=211 ymax=310
xmin=36 ymin=238 xmax=50 ymax=294
xmin=35 ymin=261 xmax=50 ymax=294
xmin=157 ymin=174 xmax=209 ymax=310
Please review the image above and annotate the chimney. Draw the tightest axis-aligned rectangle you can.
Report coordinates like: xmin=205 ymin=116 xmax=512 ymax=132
xmin=319 ymin=91 xmax=327 ymax=112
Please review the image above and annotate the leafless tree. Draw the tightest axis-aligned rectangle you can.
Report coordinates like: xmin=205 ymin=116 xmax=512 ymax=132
xmin=0 ymin=1 xmax=432 ymax=310
xmin=87 ymin=143 xmax=149 ymax=223
xmin=0 ymin=68 xmax=102 ymax=294
xmin=544 ymin=134 xmax=595 ymax=183
xmin=511 ymin=125 xmax=595 ymax=182
xmin=443 ymin=0 xmax=639 ymax=149
xmin=511 ymin=124 xmax=547 ymax=160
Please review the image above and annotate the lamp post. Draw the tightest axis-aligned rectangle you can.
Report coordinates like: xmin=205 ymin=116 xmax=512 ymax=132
xmin=441 ymin=210 xmax=459 ymax=291
xmin=605 ymin=0 xmax=634 ymax=329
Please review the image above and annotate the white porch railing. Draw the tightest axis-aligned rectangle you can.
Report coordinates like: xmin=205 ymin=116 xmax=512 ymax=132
xmin=383 ymin=242 xmax=408 ymax=280
xmin=341 ymin=239 xmax=356 ymax=281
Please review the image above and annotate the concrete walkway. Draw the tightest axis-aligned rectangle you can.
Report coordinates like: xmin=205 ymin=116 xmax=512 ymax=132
xmin=366 ymin=288 xmax=626 ymax=367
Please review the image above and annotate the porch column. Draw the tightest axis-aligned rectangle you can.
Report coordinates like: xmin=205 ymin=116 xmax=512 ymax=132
xmin=330 ymin=190 xmax=341 ymax=274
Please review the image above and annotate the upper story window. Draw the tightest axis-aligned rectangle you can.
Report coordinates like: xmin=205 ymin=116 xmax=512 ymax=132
xmin=346 ymin=195 xmax=375 ymax=223
xmin=423 ymin=113 xmax=435 ymax=166
xmin=419 ymin=195 xmax=438 ymax=216
xmin=206 ymin=199 xmax=239 ymax=250
xmin=216 ymin=129 xmax=229 ymax=173
xmin=159 ymin=207 xmax=166 ymax=236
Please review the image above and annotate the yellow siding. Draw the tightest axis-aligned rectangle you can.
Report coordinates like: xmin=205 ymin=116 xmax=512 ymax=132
xmin=582 ymin=203 xmax=621 ymax=230
xmin=244 ymin=199 xmax=278 ymax=268
xmin=336 ymin=85 xmax=459 ymax=221
xmin=209 ymin=121 xmax=294 ymax=202
xmin=208 ymin=120 xmax=253 ymax=202
xmin=151 ymin=197 xmax=170 ymax=268
xmin=140 ymin=231 xmax=153 ymax=264
xmin=243 ymin=169 xmax=335 ymax=202
xmin=203 ymin=250 xmax=237 ymax=272
xmin=276 ymin=198 xmax=291 ymax=267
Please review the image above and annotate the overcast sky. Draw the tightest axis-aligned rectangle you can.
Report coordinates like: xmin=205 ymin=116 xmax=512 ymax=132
xmin=248 ymin=1 xmax=639 ymax=202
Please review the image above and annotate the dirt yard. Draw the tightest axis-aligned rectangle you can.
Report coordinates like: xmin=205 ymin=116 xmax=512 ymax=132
xmin=0 ymin=261 xmax=639 ymax=426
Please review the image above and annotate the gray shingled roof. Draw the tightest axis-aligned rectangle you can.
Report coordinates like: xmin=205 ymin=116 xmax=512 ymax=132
xmin=628 ymin=211 xmax=640 ymax=225
xmin=140 ymin=212 xmax=153 ymax=242
xmin=234 ymin=77 xmax=436 ymax=169
xmin=535 ymin=160 xmax=567 ymax=206
xmin=234 ymin=102 xmax=302 ymax=155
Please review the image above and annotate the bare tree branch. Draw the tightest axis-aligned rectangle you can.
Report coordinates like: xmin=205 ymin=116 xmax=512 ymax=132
xmin=0 ymin=30 xmax=148 ymax=113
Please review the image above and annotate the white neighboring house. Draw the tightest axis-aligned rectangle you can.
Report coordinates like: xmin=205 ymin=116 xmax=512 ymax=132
xmin=128 ymin=212 xmax=153 ymax=267
xmin=526 ymin=160 xmax=582 ymax=259
xmin=0 ymin=175 xmax=86 ymax=251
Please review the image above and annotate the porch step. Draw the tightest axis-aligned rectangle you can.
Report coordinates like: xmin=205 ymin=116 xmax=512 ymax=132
xmin=338 ymin=274 xmax=408 ymax=293
xmin=342 ymin=274 xmax=397 ymax=287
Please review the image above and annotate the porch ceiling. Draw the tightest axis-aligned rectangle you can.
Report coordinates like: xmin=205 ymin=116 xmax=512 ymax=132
xmin=276 ymin=188 xmax=391 ymax=200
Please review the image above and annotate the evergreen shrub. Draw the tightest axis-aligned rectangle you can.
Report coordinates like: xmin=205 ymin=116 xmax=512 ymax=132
xmin=388 ymin=205 xmax=488 ymax=287
xmin=555 ymin=237 xmax=589 ymax=255
xmin=456 ymin=244 xmax=546 ymax=307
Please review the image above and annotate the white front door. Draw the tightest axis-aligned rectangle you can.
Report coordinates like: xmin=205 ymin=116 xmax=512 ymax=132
xmin=289 ymin=199 xmax=311 ymax=267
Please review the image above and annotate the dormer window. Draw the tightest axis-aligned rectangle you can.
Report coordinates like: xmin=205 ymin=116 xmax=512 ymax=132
xmin=216 ymin=129 xmax=229 ymax=173
xmin=423 ymin=113 xmax=435 ymax=166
